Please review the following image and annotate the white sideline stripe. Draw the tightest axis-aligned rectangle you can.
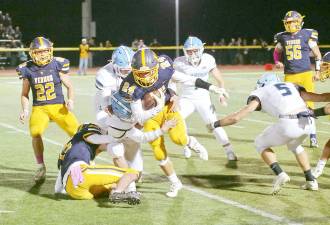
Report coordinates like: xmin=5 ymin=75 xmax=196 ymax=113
xmin=184 ymin=185 xmax=302 ymax=225
xmin=0 ymin=122 xmax=301 ymax=225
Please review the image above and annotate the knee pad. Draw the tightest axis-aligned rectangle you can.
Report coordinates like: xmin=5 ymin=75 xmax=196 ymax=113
xmin=254 ymin=137 xmax=266 ymax=154
xmin=159 ymin=157 xmax=169 ymax=166
xmin=289 ymin=145 xmax=304 ymax=155
xmin=107 ymin=143 xmax=124 ymax=158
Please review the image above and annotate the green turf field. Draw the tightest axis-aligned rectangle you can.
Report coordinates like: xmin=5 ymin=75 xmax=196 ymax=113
xmin=0 ymin=71 xmax=329 ymax=225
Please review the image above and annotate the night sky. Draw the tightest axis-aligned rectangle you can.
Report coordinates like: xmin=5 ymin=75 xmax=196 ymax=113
xmin=2 ymin=0 xmax=330 ymax=46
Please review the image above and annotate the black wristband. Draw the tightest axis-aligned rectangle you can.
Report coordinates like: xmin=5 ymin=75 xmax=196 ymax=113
xmin=314 ymin=107 xmax=326 ymax=117
xmin=214 ymin=120 xmax=221 ymax=128
xmin=195 ymin=78 xmax=212 ymax=90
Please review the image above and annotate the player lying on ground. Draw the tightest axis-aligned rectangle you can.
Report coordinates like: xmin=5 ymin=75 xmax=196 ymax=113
xmin=55 ymin=117 xmax=176 ymax=204
xmin=207 ymin=73 xmax=330 ymax=194
xmin=119 ymin=48 xmax=228 ymax=197
xmin=17 ymin=36 xmax=79 ymax=184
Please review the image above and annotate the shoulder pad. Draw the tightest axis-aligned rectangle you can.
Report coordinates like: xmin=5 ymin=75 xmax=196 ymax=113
xmin=304 ymin=28 xmax=318 ymax=41
xmin=274 ymin=32 xmax=285 ymax=43
xmin=158 ymin=55 xmax=174 ymax=67
xmin=16 ymin=62 xmax=29 ymax=79
xmin=55 ymin=57 xmax=70 ymax=73
xmin=78 ymin=123 xmax=102 ymax=140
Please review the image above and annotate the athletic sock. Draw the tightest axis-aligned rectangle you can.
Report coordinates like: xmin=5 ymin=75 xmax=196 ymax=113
xmin=167 ymin=173 xmax=180 ymax=184
xmin=270 ymin=162 xmax=283 ymax=176
xmin=304 ymin=169 xmax=315 ymax=181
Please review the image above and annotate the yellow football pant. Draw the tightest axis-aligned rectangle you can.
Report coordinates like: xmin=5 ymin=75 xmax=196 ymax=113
xmin=284 ymin=71 xmax=315 ymax=108
xmin=66 ymin=164 xmax=138 ymax=200
xmin=29 ymin=104 xmax=79 ymax=137
xmin=144 ymin=105 xmax=188 ymax=161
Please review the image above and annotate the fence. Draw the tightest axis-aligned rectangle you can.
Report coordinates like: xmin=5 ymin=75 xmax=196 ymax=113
xmin=1 ymin=45 xmax=330 ymax=68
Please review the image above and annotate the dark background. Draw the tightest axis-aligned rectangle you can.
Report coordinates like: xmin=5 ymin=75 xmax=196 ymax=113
xmin=2 ymin=0 xmax=330 ymax=46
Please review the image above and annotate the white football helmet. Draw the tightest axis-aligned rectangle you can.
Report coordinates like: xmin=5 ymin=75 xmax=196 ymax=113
xmin=183 ymin=36 xmax=205 ymax=67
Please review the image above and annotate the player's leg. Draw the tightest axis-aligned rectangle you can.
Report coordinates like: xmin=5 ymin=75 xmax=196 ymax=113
xmin=196 ymin=98 xmax=237 ymax=161
xmin=255 ymin=120 xmax=292 ymax=194
xmin=83 ymin=58 xmax=88 ymax=75
xmin=50 ymin=104 xmax=80 ymax=137
xmin=287 ymin=135 xmax=318 ymax=191
xmin=29 ymin=106 xmax=50 ymax=183
xmin=313 ymin=139 xmax=330 ymax=178
xmin=301 ymin=71 xmax=318 ymax=147
xmin=66 ymin=164 xmax=138 ymax=202
xmin=144 ymin=110 xmax=182 ymax=198
xmin=178 ymin=98 xmax=196 ymax=158
xmin=78 ymin=58 xmax=83 ymax=75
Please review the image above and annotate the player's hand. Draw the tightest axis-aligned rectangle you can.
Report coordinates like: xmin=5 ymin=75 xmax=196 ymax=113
xmin=219 ymin=95 xmax=228 ymax=107
xmin=275 ymin=62 xmax=284 ymax=69
xmin=168 ymin=94 xmax=179 ymax=112
xmin=206 ymin=122 xmax=215 ymax=133
xmin=209 ymin=85 xmax=229 ymax=99
xmin=313 ymin=70 xmax=321 ymax=82
xmin=152 ymin=91 xmax=165 ymax=109
xmin=19 ymin=109 xmax=29 ymax=124
xmin=70 ymin=164 xmax=84 ymax=188
xmin=66 ymin=99 xmax=74 ymax=111
xmin=161 ymin=119 xmax=177 ymax=132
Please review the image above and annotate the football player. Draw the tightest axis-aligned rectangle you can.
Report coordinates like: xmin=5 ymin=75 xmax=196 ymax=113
xmin=273 ymin=10 xmax=322 ymax=147
xmin=311 ymin=52 xmax=330 ymax=178
xmin=17 ymin=37 xmax=79 ymax=184
xmin=207 ymin=73 xmax=330 ymax=194
xmin=55 ymin=99 xmax=177 ymax=203
xmin=174 ymin=36 xmax=237 ymax=161
xmin=119 ymin=48 xmax=228 ymax=197
xmin=94 ymin=46 xmax=143 ymax=193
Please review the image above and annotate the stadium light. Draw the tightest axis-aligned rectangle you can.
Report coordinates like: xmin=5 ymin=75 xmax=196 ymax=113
xmin=175 ymin=0 xmax=179 ymax=57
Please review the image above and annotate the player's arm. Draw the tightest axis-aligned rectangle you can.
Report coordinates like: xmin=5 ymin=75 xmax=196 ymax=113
xmin=300 ymin=90 xmax=330 ymax=102
xmin=60 ymin=72 xmax=75 ymax=111
xmin=127 ymin=119 xmax=177 ymax=143
xmin=207 ymin=99 xmax=260 ymax=130
xmin=273 ymin=43 xmax=284 ymax=68
xmin=210 ymin=66 xmax=225 ymax=88
xmin=310 ymin=45 xmax=322 ymax=81
xmin=312 ymin=103 xmax=330 ymax=117
xmin=19 ymin=79 xmax=30 ymax=124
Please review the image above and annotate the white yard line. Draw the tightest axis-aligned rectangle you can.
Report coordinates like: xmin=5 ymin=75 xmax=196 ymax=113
xmin=0 ymin=210 xmax=15 ymax=213
xmin=0 ymin=122 xmax=301 ymax=225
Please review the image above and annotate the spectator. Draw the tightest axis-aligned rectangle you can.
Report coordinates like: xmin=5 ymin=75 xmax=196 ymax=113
xmin=78 ymin=38 xmax=89 ymax=75
xmin=105 ymin=40 xmax=112 ymax=48
xmin=149 ymin=38 xmax=161 ymax=47
xmin=137 ymin=39 xmax=146 ymax=49
xmin=131 ymin=38 xmax=139 ymax=49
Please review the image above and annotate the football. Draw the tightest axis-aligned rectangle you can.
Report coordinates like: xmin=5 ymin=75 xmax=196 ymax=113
xmin=142 ymin=89 xmax=162 ymax=110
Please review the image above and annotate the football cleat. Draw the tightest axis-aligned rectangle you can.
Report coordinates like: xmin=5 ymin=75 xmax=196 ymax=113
xmin=109 ymin=191 xmax=141 ymax=205
xmin=34 ymin=165 xmax=46 ymax=184
xmin=183 ymin=146 xmax=192 ymax=159
xmin=226 ymin=151 xmax=238 ymax=161
xmin=312 ymin=166 xmax=324 ymax=179
xmin=301 ymin=180 xmax=318 ymax=191
xmin=187 ymin=136 xmax=208 ymax=160
xmin=166 ymin=181 xmax=183 ymax=198
xmin=272 ymin=172 xmax=290 ymax=195
xmin=29 ymin=36 xmax=53 ymax=66
xmin=309 ymin=137 xmax=319 ymax=148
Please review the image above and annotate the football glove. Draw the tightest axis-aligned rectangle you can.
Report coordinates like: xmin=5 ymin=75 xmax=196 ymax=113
xmin=209 ymin=85 xmax=229 ymax=98
xmin=70 ymin=164 xmax=84 ymax=188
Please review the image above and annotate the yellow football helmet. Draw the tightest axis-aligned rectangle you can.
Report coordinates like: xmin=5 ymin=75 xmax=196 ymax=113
xmin=132 ymin=48 xmax=159 ymax=87
xmin=283 ymin=11 xmax=305 ymax=33
xmin=29 ymin=36 xmax=54 ymax=66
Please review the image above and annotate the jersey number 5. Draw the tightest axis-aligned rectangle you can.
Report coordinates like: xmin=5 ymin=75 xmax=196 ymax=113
xmin=274 ymin=83 xmax=292 ymax=96
xmin=285 ymin=45 xmax=302 ymax=60
xmin=35 ymin=82 xmax=56 ymax=101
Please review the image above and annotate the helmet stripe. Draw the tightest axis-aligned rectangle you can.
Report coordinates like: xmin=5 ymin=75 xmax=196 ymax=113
xmin=122 ymin=47 xmax=131 ymax=65
xmin=38 ymin=37 xmax=44 ymax=47
xmin=141 ymin=48 xmax=146 ymax=67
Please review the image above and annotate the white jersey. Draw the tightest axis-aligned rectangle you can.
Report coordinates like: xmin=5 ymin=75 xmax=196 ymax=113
xmin=174 ymin=53 xmax=216 ymax=99
xmin=94 ymin=63 xmax=123 ymax=113
xmin=249 ymin=82 xmax=308 ymax=118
